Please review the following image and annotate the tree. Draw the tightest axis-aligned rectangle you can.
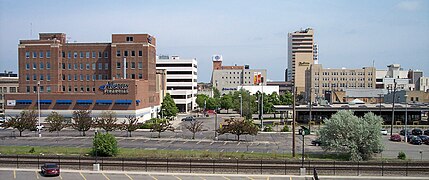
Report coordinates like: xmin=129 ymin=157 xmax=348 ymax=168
xmin=184 ymin=120 xmax=204 ymax=139
xmin=92 ymin=133 xmax=118 ymax=157
xmin=161 ymin=93 xmax=179 ymax=120
xmin=21 ymin=109 xmax=38 ymax=131
xmin=220 ymin=94 xmax=234 ymax=113
xmin=150 ymin=118 xmax=174 ymax=138
xmin=45 ymin=111 xmax=67 ymax=136
xmin=121 ymin=115 xmax=139 ymax=137
xmin=233 ymin=90 xmax=257 ymax=119
xmin=279 ymin=92 xmax=293 ymax=105
xmin=95 ymin=111 xmax=118 ymax=133
xmin=5 ymin=109 xmax=38 ymax=136
xmin=213 ymin=87 xmax=221 ymax=98
xmin=217 ymin=117 xmax=258 ymax=141
xmin=206 ymin=97 xmax=220 ymax=110
xmin=71 ymin=110 xmax=93 ymax=136
xmin=196 ymin=94 xmax=209 ymax=110
xmin=318 ymin=110 xmax=383 ymax=161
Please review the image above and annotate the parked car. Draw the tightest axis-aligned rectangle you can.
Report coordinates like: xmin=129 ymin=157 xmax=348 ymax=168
xmin=390 ymin=134 xmax=401 ymax=142
xmin=424 ymin=129 xmax=429 ymax=136
xmin=409 ymin=136 xmax=422 ymax=145
xmin=380 ymin=129 xmax=388 ymax=135
xmin=406 ymin=134 xmax=414 ymax=142
xmin=412 ymin=129 xmax=423 ymax=136
xmin=41 ymin=163 xmax=60 ymax=176
xmin=418 ymin=135 xmax=429 ymax=144
xmin=311 ymin=139 xmax=322 ymax=146
xmin=181 ymin=116 xmax=196 ymax=121
xmin=400 ymin=129 xmax=411 ymax=136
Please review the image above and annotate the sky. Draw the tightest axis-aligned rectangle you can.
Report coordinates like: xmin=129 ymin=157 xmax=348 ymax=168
xmin=0 ymin=0 xmax=428 ymax=82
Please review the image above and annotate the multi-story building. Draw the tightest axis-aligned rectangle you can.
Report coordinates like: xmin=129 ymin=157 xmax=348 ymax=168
xmin=305 ymin=64 xmax=376 ymax=103
xmin=266 ymin=81 xmax=292 ymax=95
xmin=376 ymin=64 xmax=414 ymax=91
xmin=211 ymin=55 xmax=267 ymax=95
xmin=408 ymin=70 xmax=423 ymax=91
xmin=419 ymin=77 xmax=429 ymax=92
xmin=0 ymin=71 xmax=19 ymax=117
xmin=286 ymin=28 xmax=316 ymax=93
xmin=4 ymin=33 xmax=162 ymax=121
xmin=156 ymin=55 xmax=197 ymax=112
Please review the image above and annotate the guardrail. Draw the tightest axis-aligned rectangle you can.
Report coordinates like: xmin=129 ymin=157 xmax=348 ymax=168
xmin=0 ymin=155 xmax=428 ymax=176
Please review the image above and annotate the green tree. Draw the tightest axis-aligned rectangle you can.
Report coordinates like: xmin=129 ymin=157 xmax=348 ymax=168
xmin=161 ymin=93 xmax=179 ymax=120
xmin=121 ymin=115 xmax=139 ymax=137
xmin=45 ymin=111 xmax=67 ymax=136
xmin=217 ymin=117 xmax=258 ymax=141
xmin=206 ymin=97 xmax=220 ymax=110
xmin=213 ymin=87 xmax=221 ymax=98
xmin=150 ymin=118 xmax=174 ymax=138
xmin=5 ymin=109 xmax=38 ymax=136
xmin=196 ymin=94 xmax=209 ymax=110
xmin=279 ymin=92 xmax=293 ymax=105
xmin=71 ymin=110 xmax=93 ymax=136
xmin=95 ymin=111 xmax=118 ymax=133
xmin=184 ymin=120 xmax=204 ymax=139
xmin=318 ymin=110 xmax=383 ymax=161
xmin=220 ymin=94 xmax=234 ymax=113
xmin=233 ymin=90 xmax=257 ymax=119
xmin=92 ymin=133 xmax=118 ymax=157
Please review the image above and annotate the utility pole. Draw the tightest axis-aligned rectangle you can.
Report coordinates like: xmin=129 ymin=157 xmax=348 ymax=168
xmin=292 ymin=86 xmax=297 ymax=158
xmin=390 ymin=79 xmax=397 ymax=136
xmin=309 ymin=88 xmax=312 ymax=132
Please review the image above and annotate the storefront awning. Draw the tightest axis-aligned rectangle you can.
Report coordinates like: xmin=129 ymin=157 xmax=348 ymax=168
xmin=38 ymin=100 xmax=52 ymax=104
xmin=96 ymin=100 xmax=113 ymax=104
xmin=56 ymin=100 xmax=72 ymax=104
xmin=115 ymin=100 xmax=132 ymax=104
xmin=76 ymin=100 xmax=93 ymax=104
xmin=16 ymin=100 xmax=32 ymax=103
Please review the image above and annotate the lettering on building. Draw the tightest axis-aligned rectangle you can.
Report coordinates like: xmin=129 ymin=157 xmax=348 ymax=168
xmin=299 ymin=62 xmax=310 ymax=66
xmin=99 ymin=82 xmax=129 ymax=94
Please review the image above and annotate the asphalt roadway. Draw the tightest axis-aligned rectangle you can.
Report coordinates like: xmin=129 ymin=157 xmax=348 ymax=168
xmin=1 ymin=168 xmax=428 ymax=180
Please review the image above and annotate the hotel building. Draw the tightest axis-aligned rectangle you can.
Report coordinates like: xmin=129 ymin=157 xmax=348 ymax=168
xmin=4 ymin=33 xmax=163 ymax=121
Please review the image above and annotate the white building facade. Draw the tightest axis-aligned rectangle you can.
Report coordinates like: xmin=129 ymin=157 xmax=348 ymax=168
xmin=156 ymin=55 xmax=197 ymax=112
xmin=376 ymin=64 xmax=414 ymax=91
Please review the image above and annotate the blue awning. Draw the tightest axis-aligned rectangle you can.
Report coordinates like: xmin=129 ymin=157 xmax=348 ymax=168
xmin=38 ymin=100 xmax=52 ymax=104
xmin=136 ymin=100 xmax=141 ymax=103
xmin=96 ymin=100 xmax=113 ymax=104
xmin=115 ymin=100 xmax=132 ymax=104
xmin=56 ymin=100 xmax=72 ymax=104
xmin=76 ymin=100 xmax=93 ymax=104
xmin=16 ymin=100 xmax=32 ymax=103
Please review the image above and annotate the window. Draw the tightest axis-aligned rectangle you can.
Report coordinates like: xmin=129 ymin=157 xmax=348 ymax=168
xmin=138 ymin=62 xmax=142 ymax=69
xmin=86 ymin=52 xmax=90 ymax=58
xmin=131 ymin=62 xmax=135 ymax=69
xmin=74 ymin=52 xmax=78 ymax=58
xmin=25 ymin=52 xmax=30 ymax=58
xmin=416 ymin=97 xmax=419 ymax=101
xmin=126 ymin=36 xmax=133 ymax=41
xmin=26 ymin=86 xmax=30 ymax=93
xmin=131 ymin=74 xmax=135 ymax=79
xmin=92 ymin=75 xmax=96 ymax=81
xmin=46 ymin=51 xmax=51 ymax=58
xmin=124 ymin=50 xmax=128 ymax=57
xmin=47 ymin=74 xmax=51 ymax=81
xmin=68 ymin=51 xmax=71 ymax=58
xmin=92 ymin=51 xmax=96 ymax=58
xmin=62 ymin=51 xmax=65 ymax=58
xmin=26 ymin=63 xmax=30 ymax=70
xmin=80 ymin=51 xmax=84 ymax=58
xmin=117 ymin=62 xmax=121 ymax=69
xmin=33 ymin=63 xmax=37 ymax=69
xmin=40 ymin=74 xmax=44 ymax=81
xmin=33 ymin=52 xmax=37 ymax=58
xmin=104 ymin=63 xmax=109 ymax=70
xmin=131 ymin=51 xmax=135 ymax=56
xmin=86 ymin=63 xmax=90 ymax=70
xmin=40 ymin=62 xmax=44 ymax=69
xmin=62 ymin=74 xmax=65 ymax=80
xmin=86 ymin=75 xmax=90 ymax=81
xmin=26 ymin=74 xmax=30 ymax=81
xmin=46 ymin=62 xmax=51 ymax=69
xmin=98 ymin=63 xmax=102 ymax=70
xmin=98 ymin=51 xmax=102 ymax=58
xmin=68 ymin=63 xmax=72 ymax=70
xmin=74 ymin=87 xmax=78 ymax=92
xmin=68 ymin=75 xmax=71 ymax=81
xmin=46 ymin=86 xmax=51 ymax=93
xmin=40 ymin=86 xmax=44 ymax=93
xmin=39 ymin=51 xmax=44 ymax=58
xmin=80 ymin=74 xmax=83 ymax=81
xmin=80 ymin=63 xmax=83 ymax=70
xmin=62 ymin=63 xmax=65 ymax=70
xmin=116 ymin=50 xmax=121 ymax=57
xmin=138 ymin=50 xmax=142 ymax=56
xmin=98 ymin=74 xmax=102 ymax=80
xmin=92 ymin=63 xmax=96 ymax=70
xmin=74 ymin=74 xmax=77 ymax=81
xmin=138 ymin=73 xmax=142 ymax=79
xmin=104 ymin=51 xmax=108 ymax=58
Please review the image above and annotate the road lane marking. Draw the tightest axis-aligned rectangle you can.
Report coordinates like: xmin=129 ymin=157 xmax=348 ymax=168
xmin=102 ymin=172 xmax=110 ymax=180
xmin=59 ymin=174 xmax=63 ymax=179
xmin=35 ymin=171 xmax=39 ymax=179
xmin=223 ymin=142 xmax=228 ymax=145
xmin=289 ymin=177 xmax=291 ymax=180
xmin=149 ymin=174 xmax=158 ymax=180
xmin=220 ymin=149 xmax=224 ymax=152
xmin=223 ymin=176 xmax=231 ymax=180
xmin=210 ymin=142 xmax=214 ymax=145
xmin=131 ymin=139 xmax=137 ymax=142
xmin=196 ymin=141 xmax=201 ymax=144
xmin=199 ymin=177 xmax=207 ymax=180
xmin=236 ymin=150 xmax=239 ymax=153
xmin=13 ymin=170 xmax=16 ymax=179
xmin=183 ymin=141 xmax=188 ymax=144
xmin=174 ymin=175 xmax=182 ymax=180
xmin=247 ymin=177 xmax=254 ymax=180
xmin=125 ymin=173 xmax=133 ymax=180
xmin=80 ymin=172 xmax=87 ymax=180
xmin=144 ymin=139 xmax=150 ymax=142
xmin=237 ymin=142 xmax=241 ymax=146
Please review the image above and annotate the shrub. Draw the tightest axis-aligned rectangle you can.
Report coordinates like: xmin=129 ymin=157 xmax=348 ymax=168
xmin=263 ymin=125 xmax=273 ymax=132
xmin=29 ymin=147 xmax=35 ymax=153
xmin=281 ymin=125 xmax=290 ymax=132
xmin=398 ymin=151 xmax=406 ymax=160
xmin=92 ymin=133 xmax=118 ymax=157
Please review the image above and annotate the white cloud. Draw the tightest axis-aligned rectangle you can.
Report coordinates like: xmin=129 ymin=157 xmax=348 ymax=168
xmin=396 ymin=1 xmax=421 ymax=11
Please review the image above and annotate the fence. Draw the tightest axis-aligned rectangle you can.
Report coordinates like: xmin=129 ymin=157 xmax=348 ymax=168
xmin=0 ymin=154 xmax=428 ymax=176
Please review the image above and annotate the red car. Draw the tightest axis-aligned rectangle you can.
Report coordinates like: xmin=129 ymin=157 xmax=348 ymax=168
xmin=41 ymin=163 xmax=60 ymax=176
xmin=390 ymin=134 xmax=401 ymax=142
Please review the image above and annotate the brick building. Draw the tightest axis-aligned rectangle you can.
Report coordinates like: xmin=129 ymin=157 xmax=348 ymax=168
xmin=5 ymin=33 xmax=163 ymax=121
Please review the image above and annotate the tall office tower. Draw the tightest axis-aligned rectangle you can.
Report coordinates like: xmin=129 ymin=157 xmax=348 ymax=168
xmin=287 ymin=28 xmax=315 ymax=94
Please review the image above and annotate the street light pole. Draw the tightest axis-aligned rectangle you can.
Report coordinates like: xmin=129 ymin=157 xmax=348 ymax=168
xmin=215 ymin=108 xmax=218 ymax=140
xmin=37 ymin=81 xmax=41 ymax=138
xmin=261 ymin=77 xmax=264 ymax=130
xmin=404 ymin=94 xmax=408 ymax=143
xmin=239 ymin=94 xmax=242 ymax=117
xmin=390 ymin=80 xmax=397 ymax=136
xmin=292 ymin=86 xmax=297 ymax=158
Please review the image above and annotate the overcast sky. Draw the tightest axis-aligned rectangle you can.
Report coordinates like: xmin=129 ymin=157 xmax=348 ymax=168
xmin=0 ymin=0 xmax=428 ymax=82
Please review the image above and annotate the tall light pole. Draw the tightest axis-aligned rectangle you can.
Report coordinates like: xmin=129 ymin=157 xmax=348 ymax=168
xmin=215 ymin=107 xmax=218 ymax=140
xmin=292 ymin=86 xmax=297 ymax=158
xmin=261 ymin=77 xmax=264 ymax=130
xmin=239 ymin=94 xmax=242 ymax=117
xmin=37 ymin=81 xmax=41 ymax=137
xmin=404 ymin=94 xmax=408 ymax=143
xmin=390 ymin=79 xmax=397 ymax=136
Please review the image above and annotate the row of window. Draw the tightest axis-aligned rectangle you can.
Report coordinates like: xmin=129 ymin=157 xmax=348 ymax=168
xmin=26 ymin=74 xmax=51 ymax=81
xmin=25 ymin=62 xmax=51 ymax=70
xmin=61 ymin=63 xmax=109 ymax=70
xmin=116 ymin=50 xmax=143 ymax=57
xmin=316 ymin=83 xmax=373 ymax=88
xmin=0 ymin=87 xmax=18 ymax=93
xmin=115 ymin=62 xmax=143 ymax=69
xmin=26 ymin=86 xmax=51 ymax=93
xmin=156 ymin=64 xmax=197 ymax=68
xmin=317 ymin=77 xmax=373 ymax=81
xmin=61 ymin=74 xmax=108 ymax=81
xmin=317 ymin=71 xmax=373 ymax=76
xmin=62 ymin=51 xmax=110 ymax=59
xmin=25 ymin=51 xmax=51 ymax=58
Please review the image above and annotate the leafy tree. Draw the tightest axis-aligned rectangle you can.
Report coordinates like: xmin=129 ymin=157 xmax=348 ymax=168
xmin=196 ymin=94 xmax=209 ymax=110
xmin=21 ymin=109 xmax=38 ymax=131
xmin=220 ymin=94 xmax=234 ymax=113
xmin=161 ymin=93 xmax=179 ymax=119
xmin=184 ymin=120 xmax=204 ymax=139
xmin=121 ymin=115 xmax=139 ymax=137
xmin=71 ymin=110 xmax=93 ymax=136
xmin=318 ymin=110 xmax=383 ymax=161
xmin=150 ymin=118 xmax=174 ymax=138
xmin=213 ymin=87 xmax=221 ymax=98
xmin=279 ymin=92 xmax=293 ymax=105
xmin=45 ymin=111 xmax=67 ymax=136
xmin=206 ymin=97 xmax=220 ymax=110
xmin=233 ymin=90 xmax=257 ymax=119
xmin=95 ymin=111 xmax=118 ymax=133
xmin=5 ymin=115 xmax=26 ymax=137
xmin=217 ymin=117 xmax=258 ymax=141
xmin=92 ymin=133 xmax=118 ymax=157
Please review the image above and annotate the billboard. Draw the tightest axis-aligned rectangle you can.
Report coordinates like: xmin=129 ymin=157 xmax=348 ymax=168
xmin=253 ymin=72 xmax=262 ymax=85
xmin=212 ymin=55 xmax=223 ymax=61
